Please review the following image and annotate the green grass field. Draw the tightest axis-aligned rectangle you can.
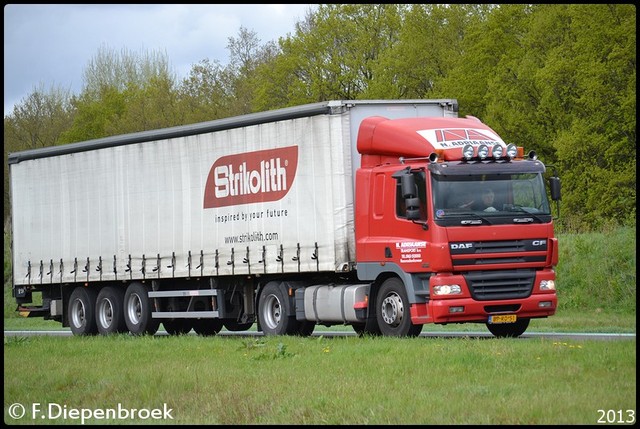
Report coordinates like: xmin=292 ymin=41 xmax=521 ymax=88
xmin=4 ymin=334 xmax=636 ymax=425
xmin=3 ymin=226 xmax=636 ymax=424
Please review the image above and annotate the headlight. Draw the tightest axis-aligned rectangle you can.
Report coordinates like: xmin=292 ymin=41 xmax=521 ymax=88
xmin=433 ymin=284 xmax=462 ymax=295
xmin=540 ymin=280 xmax=555 ymax=291
xmin=506 ymin=144 xmax=518 ymax=159
xmin=492 ymin=145 xmax=504 ymax=158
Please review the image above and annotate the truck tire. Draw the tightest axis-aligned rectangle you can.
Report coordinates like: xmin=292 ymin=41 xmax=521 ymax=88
xmin=376 ymin=277 xmax=423 ymax=337
xmin=96 ymin=286 xmax=127 ymax=335
xmin=68 ymin=287 xmax=98 ymax=336
xmin=258 ymin=282 xmax=299 ymax=336
xmin=163 ymin=319 xmax=193 ymax=335
xmin=486 ymin=318 xmax=530 ymax=338
xmin=193 ymin=318 xmax=223 ymax=336
xmin=124 ymin=282 xmax=159 ymax=335
xmin=223 ymin=320 xmax=254 ymax=331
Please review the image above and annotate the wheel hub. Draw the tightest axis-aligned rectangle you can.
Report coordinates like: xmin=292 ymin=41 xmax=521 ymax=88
xmin=381 ymin=293 xmax=404 ymax=326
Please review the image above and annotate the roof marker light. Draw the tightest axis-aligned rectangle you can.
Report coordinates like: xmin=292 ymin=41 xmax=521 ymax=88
xmin=462 ymin=144 xmax=474 ymax=160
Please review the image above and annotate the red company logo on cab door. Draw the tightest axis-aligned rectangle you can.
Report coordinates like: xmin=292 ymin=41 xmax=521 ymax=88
xmin=203 ymin=146 xmax=298 ymax=208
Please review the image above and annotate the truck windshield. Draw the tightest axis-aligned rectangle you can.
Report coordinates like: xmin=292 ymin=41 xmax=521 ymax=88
xmin=431 ymin=173 xmax=551 ymax=220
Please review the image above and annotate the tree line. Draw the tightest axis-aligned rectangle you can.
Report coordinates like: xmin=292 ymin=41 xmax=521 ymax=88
xmin=4 ymin=4 xmax=636 ymax=232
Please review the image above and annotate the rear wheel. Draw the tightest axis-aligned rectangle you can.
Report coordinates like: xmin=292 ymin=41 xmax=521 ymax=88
xmin=376 ymin=277 xmax=423 ymax=337
xmin=163 ymin=319 xmax=193 ymax=335
xmin=258 ymin=282 xmax=299 ymax=336
xmin=96 ymin=286 xmax=127 ymax=335
xmin=68 ymin=287 xmax=98 ymax=336
xmin=193 ymin=318 xmax=223 ymax=336
xmin=486 ymin=318 xmax=530 ymax=338
xmin=223 ymin=320 xmax=254 ymax=331
xmin=124 ymin=282 xmax=159 ymax=335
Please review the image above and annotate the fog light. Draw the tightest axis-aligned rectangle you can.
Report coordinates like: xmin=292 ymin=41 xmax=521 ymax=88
xmin=506 ymin=144 xmax=518 ymax=159
xmin=462 ymin=144 xmax=474 ymax=160
xmin=478 ymin=144 xmax=489 ymax=159
xmin=540 ymin=280 xmax=556 ymax=290
xmin=449 ymin=306 xmax=464 ymax=313
xmin=433 ymin=284 xmax=462 ymax=295
xmin=539 ymin=301 xmax=553 ymax=308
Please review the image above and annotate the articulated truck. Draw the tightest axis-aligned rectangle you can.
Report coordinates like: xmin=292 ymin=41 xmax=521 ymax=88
xmin=8 ymin=99 xmax=560 ymax=337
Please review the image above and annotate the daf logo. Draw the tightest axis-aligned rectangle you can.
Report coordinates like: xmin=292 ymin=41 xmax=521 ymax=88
xmin=532 ymin=240 xmax=547 ymax=246
xmin=451 ymin=243 xmax=473 ymax=250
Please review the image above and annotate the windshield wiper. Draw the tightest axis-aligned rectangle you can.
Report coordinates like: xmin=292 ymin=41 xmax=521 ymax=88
xmin=439 ymin=210 xmax=493 ymax=225
xmin=511 ymin=213 xmax=545 ymax=223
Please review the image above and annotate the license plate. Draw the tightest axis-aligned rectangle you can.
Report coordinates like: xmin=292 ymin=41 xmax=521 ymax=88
xmin=488 ymin=314 xmax=517 ymax=324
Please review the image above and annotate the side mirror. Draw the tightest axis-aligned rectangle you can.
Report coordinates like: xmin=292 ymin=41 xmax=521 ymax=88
xmin=405 ymin=197 xmax=421 ymax=220
xmin=549 ymin=176 xmax=561 ymax=201
xmin=393 ymin=167 xmax=427 ymax=228
xmin=400 ymin=172 xmax=416 ymax=199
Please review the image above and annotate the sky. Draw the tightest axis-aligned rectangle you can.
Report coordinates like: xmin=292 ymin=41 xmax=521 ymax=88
xmin=3 ymin=4 xmax=316 ymax=116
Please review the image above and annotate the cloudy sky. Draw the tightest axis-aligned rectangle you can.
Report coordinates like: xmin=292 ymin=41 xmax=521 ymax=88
xmin=3 ymin=4 xmax=316 ymax=116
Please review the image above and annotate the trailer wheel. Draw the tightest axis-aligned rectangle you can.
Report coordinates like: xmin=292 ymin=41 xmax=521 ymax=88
xmin=258 ymin=282 xmax=299 ymax=336
xmin=486 ymin=318 xmax=530 ymax=338
xmin=376 ymin=277 xmax=423 ymax=337
xmin=68 ymin=287 xmax=98 ymax=336
xmin=193 ymin=319 xmax=223 ymax=336
xmin=124 ymin=282 xmax=159 ymax=335
xmin=96 ymin=286 xmax=127 ymax=335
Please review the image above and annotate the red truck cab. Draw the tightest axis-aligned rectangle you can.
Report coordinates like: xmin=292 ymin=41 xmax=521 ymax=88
xmin=355 ymin=115 xmax=559 ymax=337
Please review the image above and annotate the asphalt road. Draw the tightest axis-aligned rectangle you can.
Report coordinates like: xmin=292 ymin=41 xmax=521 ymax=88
xmin=3 ymin=330 xmax=636 ymax=341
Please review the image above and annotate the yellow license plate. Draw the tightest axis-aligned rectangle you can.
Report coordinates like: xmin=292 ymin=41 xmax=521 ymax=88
xmin=488 ymin=314 xmax=517 ymax=324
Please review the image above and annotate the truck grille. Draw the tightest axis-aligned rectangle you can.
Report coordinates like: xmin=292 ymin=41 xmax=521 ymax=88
xmin=450 ymin=238 xmax=548 ymax=267
xmin=464 ymin=269 xmax=535 ymax=301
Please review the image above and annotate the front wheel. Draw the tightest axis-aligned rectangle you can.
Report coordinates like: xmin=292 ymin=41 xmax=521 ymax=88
xmin=486 ymin=318 xmax=530 ymax=338
xmin=376 ymin=278 xmax=423 ymax=337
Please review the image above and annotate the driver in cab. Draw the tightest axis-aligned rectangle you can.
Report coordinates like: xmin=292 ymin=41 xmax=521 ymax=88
xmin=457 ymin=187 xmax=497 ymax=212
